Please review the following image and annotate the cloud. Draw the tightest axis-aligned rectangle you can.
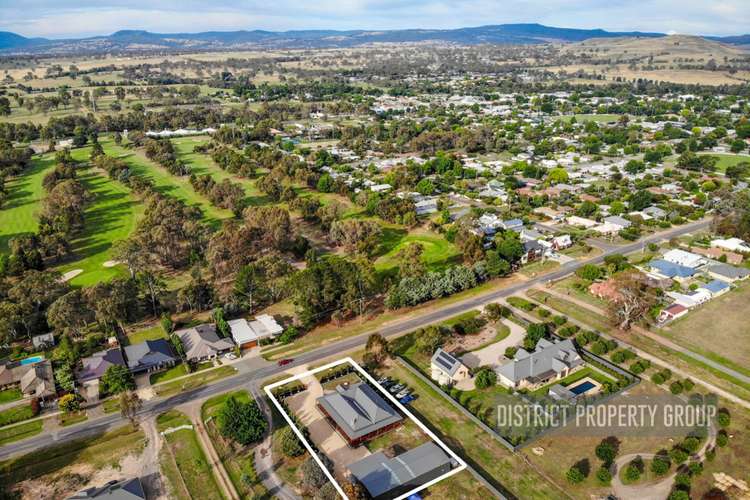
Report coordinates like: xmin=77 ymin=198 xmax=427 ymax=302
xmin=0 ymin=0 xmax=747 ymax=38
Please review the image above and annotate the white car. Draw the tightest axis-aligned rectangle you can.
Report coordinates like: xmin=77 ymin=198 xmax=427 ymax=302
xmin=224 ymin=352 xmax=238 ymax=360
xmin=395 ymin=389 xmax=411 ymax=399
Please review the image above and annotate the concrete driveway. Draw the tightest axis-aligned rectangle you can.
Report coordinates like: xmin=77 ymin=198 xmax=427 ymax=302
xmin=460 ymin=318 xmax=525 ymax=370
xmin=285 ymin=375 xmax=370 ymax=478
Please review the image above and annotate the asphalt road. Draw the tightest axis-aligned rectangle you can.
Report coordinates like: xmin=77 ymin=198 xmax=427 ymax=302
xmin=0 ymin=218 xmax=711 ymax=460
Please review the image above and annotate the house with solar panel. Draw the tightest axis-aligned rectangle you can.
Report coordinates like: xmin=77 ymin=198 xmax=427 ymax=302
xmin=430 ymin=348 xmax=470 ymax=386
xmin=316 ymin=381 xmax=404 ymax=446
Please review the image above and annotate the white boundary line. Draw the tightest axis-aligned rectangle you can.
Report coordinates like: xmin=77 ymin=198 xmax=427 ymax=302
xmin=264 ymin=356 xmax=467 ymax=500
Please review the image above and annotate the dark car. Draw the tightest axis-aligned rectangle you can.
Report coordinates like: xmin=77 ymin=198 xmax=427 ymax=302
xmin=277 ymin=358 xmax=294 ymax=366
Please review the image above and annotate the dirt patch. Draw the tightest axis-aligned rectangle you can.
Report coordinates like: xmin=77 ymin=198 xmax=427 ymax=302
xmin=443 ymin=325 xmax=497 ymax=352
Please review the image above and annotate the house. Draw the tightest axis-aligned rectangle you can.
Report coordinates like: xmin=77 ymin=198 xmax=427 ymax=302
xmin=648 ymin=259 xmax=696 ymax=281
xmin=502 ymin=218 xmax=524 ymax=232
xmin=316 ymin=382 xmax=403 ymax=446
xmin=711 ymin=238 xmax=750 ymax=254
xmin=566 ymin=216 xmax=598 ymax=228
xmin=229 ymin=315 xmax=283 ymax=349
xmin=662 ymin=249 xmax=706 ymax=269
xmin=698 ymin=279 xmax=731 ymax=298
xmin=706 ymin=264 xmax=750 ymax=283
xmin=32 ymin=332 xmax=55 ymax=350
xmin=643 ymin=206 xmax=667 ymax=219
xmin=347 ymin=442 xmax=453 ymax=499
xmin=604 ymin=215 xmax=632 ymax=229
xmin=522 ymin=239 xmax=545 ymax=263
xmin=658 ymin=304 xmax=689 ymax=323
xmin=691 ymin=246 xmax=743 ymax=265
xmin=497 ymin=338 xmax=583 ymax=390
xmin=123 ymin=340 xmax=178 ymax=373
xmin=593 ymin=221 xmax=624 ymax=235
xmin=68 ymin=478 xmax=146 ymax=499
xmin=76 ymin=348 xmax=126 ymax=384
xmin=176 ymin=324 xmax=234 ymax=362
xmin=0 ymin=359 xmax=56 ymax=400
xmin=430 ymin=349 xmax=470 ymax=386
xmin=666 ymin=290 xmax=711 ymax=308
xmin=551 ymin=234 xmax=573 ymax=250
xmin=415 ymin=198 xmax=439 ymax=215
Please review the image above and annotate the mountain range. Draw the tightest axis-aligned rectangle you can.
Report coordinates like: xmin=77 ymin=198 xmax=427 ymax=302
xmin=0 ymin=23 xmax=748 ymax=54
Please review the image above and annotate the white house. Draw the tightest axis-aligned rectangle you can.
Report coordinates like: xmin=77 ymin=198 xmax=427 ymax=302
xmin=430 ymin=349 xmax=471 ymax=386
xmin=662 ymin=249 xmax=706 ymax=269
xmin=711 ymin=238 xmax=750 ymax=254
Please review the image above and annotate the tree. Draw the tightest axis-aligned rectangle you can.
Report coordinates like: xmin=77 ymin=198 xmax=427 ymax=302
xmin=475 ymin=368 xmax=497 ymax=389
xmin=58 ymin=394 xmax=80 ymax=413
xmin=415 ymin=178 xmax=435 ymax=195
xmin=566 ymin=465 xmax=585 ymax=484
xmin=329 ymin=219 xmax=382 ymax=256
xmin=606 ymin=270 xmax=656 ymax=330
xmin=119 ymin=391 xmax=142 ymax=428
xmin=596 ymin=467 xmax=612 ymax=485
xmin=485 ymin=250 xmax=510 ymax=277
xmin=218 ymin=396 xmax=267 ymax=445
xmin=523 ymin=323 xmax=547 ymax=350
xmin=279 ymin=427 xmax=305 ymax=457
xmin=47 ymin=289 xmax=94 ymax=336
xmin=55 ymin=363 xmax=75 ymax=391
xmin=160 ymin=313 xmax=174 ymax=335
xmin=547 ymin=167 xmax=569 ymax=184
xmin=101 ymin=365 xmax=135 ymax=395
xmin=595 ymin=438 xmax=619 ymax=466
xmin=414 ymin=325 xmax=445 ymax=354
xmin=651 ymin=456 xmax=671 ymax=476
xmin=396 ymin=242 xmax=426 ymax=278
xmin=365 ymin=333 xmax=389 ymax=366
xmin=301 ymin=457 xmax=329 ymax=490
xmin=576 ymin=264 xmax=602 ymax=281
xmin=494 ymin=231 xmax=525 ymax=263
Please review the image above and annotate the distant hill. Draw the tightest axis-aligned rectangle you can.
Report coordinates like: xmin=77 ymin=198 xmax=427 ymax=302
xmin=563 ymin=34 xmax=748 ymax=62
xmin=0 ymin=23 xmax=747 ymax=54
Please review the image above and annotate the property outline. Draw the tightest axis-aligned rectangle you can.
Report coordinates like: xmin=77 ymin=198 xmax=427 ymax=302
xmin=264 ymin=356 xmax=468 ymax=499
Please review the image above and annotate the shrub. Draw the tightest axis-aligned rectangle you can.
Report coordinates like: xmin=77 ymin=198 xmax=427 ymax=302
xmin=218 ymin=396 xmax=268 ymax=445
xmin=553 ymin=315 xmax=567 ymax=326
xmin=716 ymin=430 xmax=728 ymax=447
xmin=651 ymin=456 xmax=671 ymax=476
xmin=58 ymin=394 xmax=81 ymax=413
xmin=279 ymin=427 xmax=305 ymax=457
xmin=279 ymin=327 xmax=299 ymax=344
xmin=596 ymin=467 xmax=612 ymax=485
xmin=624 ymin=463 xmax=641 ymax=482
xmin=651 ymin=372 xmax=666 ymax=385
xmin=669 ymin=381 xmax=684 ymax=394
xmin=504 ymin=346 xmax=518 ymax=359
xmin=717 ymin=409 xmax=730 ymax=428
xmin=682 ymin=379 xmax=694 ymax=392
xmin=682 ymin=436 xmax=700 ymax=454
xmin=566 ymin=466 xmax=585 ymax=484
xmin=475 ymin=368 xmax=497 ymax=389
xmin=669 ymin=448 xmax=689 ymax=464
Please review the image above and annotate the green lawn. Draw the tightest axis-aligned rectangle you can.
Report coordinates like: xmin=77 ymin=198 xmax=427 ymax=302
xmin=150 ymin=361 xmax=214 ymax=385
xmin=0 ymin=154 xmax=56 ymax=254
xmin=157 ymin=409 xmax=224 ymax=500
xmin=102 ymin=140 xmax=231 ymax=225
xmin=55 ymin=147 xmax=143 ymax=286
xmin=698 ymin=152 xmax=750 ymax=173
xmin=0 ymin=420 xmax=43 ymax=446
xmin=125 ymin=325 xmax=167 ymax=345
xmin=154 ymin=365 xmax=237 ymax=397
xmin=0 ymin=388 xmax=22 ymax=404
xmin=59 ymin=410 xmax=88 ymax=427
xmin=102 ymin=398 xmax=120 ymax=414
xmin=171 ymin=136 xmax=269 ymax=206
xmin=374 ymin=228 xmax=461 ymax=273
xmin=0 ymin=403 xmax=34 ymax=426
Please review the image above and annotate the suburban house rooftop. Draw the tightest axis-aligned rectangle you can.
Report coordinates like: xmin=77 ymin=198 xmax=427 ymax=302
xmin=497 ymin=338 xmax=582 ymax=385
xmin=316 ymin=381 xmax=403 ymax=442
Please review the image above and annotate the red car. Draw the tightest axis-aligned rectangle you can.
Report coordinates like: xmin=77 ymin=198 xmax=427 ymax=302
xmin=277 ymin=358 xmax=294 ymax=366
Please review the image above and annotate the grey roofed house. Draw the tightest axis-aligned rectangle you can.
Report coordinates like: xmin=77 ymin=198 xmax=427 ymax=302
xmin=643 ymin=206 xmax=667 ymax=219
xmin=431 ymin=348 xmax=463 ymax=377
xmin=76 ymin=348 xmax=126 ymax=383
xmin=68 ymin=477 xmax=146 ymax=499
xmin=548 ymin=383 xmax=577 ymax=402
xmin=123 ymin=339 xmax=177 ymax=373
xmin=18 ymin=360 xmax=56 ymax=399
xmin=707 ymin=264 xmax=750 ymax=282
xmin=176 ymin=324 xmax=235 ymax=361
xmin=348 ymin=442 xmax=453 ymax=499
xmin=316 ymin=381 xmax=403 ymax=442
xmin=497 ymin=338 xmax=583 ymax=387
xmin=603 ymin=215 xmax=632 ymax=228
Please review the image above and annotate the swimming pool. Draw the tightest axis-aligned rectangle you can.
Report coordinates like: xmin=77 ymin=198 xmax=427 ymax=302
xmin=19 ymin=355 xmax=44 ymax=366
xmin=569 ymin=380 xmax=596 ymax=395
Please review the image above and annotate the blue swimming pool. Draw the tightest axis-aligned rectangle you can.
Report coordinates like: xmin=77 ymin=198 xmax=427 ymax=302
xmin=569 ymin=380 xmax=596 ymax=395
xmin=19 ymin=355 xmax=43 ymax=366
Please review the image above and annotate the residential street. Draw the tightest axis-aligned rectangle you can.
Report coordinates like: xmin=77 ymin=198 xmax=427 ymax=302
xmin=0 ymin=218 xmax=713 ymax=462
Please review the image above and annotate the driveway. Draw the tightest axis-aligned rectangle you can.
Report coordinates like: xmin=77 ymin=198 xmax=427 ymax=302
xmin=460 ymin=318 xmax=525 ymax=370
xmin=285 ymin=375 xmax=370 ymax=478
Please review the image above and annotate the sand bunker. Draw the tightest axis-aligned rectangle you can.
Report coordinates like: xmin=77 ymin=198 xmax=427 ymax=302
xmin=102 ymin=260 xmax=122 ymax=268
xmin=61 ymin=269 xmax=83 ymax=281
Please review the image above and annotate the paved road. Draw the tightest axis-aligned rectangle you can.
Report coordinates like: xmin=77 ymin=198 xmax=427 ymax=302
xmin=0 ymin=219 xmax=712 ymax=463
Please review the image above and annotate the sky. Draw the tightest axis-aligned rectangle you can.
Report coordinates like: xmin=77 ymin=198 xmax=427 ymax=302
xmin=1 ymin=0 xmax=748 ymax=39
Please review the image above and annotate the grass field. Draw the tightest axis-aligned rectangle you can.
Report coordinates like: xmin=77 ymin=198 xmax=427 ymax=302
xmin=0 ymin=388 xmax=22 ymax=404
xmin=103 ymin=140 xmax=232 ymax=224
xmin=154 ymin=365 xmax=237 ymax=397
xmin=0 ymin=154 xmax=56 ymax=254
xmin=0 ymin=425 xmax=145 ymax=492
xmin=658 ymin=281 xmax=750 ymax=374
xmin=0 ymin=420 xmax=43 ymax=446
xmin=157 ymin=410 xmax=224 ymax=500
xmin=699 ymin=152 xmax=750 ymax=173
xmin=53 ymin=147 xmax=143 ymax=286
xmin=124 ymin=325 xmax=167 ymax=345
xmin=374 ymin=227 xmax=461 ymax=273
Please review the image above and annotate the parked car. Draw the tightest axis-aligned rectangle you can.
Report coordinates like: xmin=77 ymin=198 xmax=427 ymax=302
xmin=224 ymin=352 xmax=237 ymax=360
xmin=395 ymin=389 xmax=411 ymax=399
xmin=399 ymin=394 xmax=416 ymax=405
xmin=277 ymin=358 xmax=294 ymax=366
xmin=377 ymin=376 xmax=391 ymax=385
xmin=389 ymin=383 xmax=405 ymax=394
